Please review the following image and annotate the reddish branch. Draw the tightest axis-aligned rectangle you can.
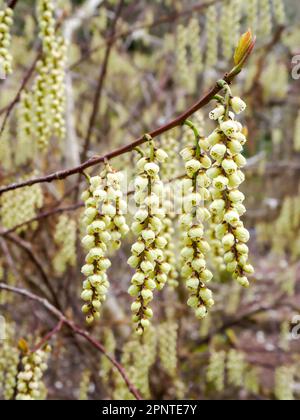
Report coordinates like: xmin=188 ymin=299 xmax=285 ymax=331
xmin=0 ymin=54 xmax=40 ymax=137
xmin=31 ymin=319 xmax=64 ymax=353
xmin=4 ymin=233 xmax=61 ymax=309
xmin=0 ymin=283 xmax=143 ymax=401
xmin=197 ymin=292 xmax=287 ymax=346
xmin=0 ymin=203 xmax=83 ymax=236
xmin=0 ymin=63 xmax=248 ymax=196
xmin=7 ymin=0 xmax=19 ymax=9
xmin=71 ymin=0 xmax=221 ymax=69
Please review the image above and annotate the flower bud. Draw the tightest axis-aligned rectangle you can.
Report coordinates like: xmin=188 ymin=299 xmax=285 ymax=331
xmin=185 ymin=159 xmax=201 ymax=177
xmin=231 ymin=97 xmax=247 ymax=114
xmin=235 ymin=226 xmax=250 ymax=243
xmin=186 ymin=277 xmax=200 ymax=291
xmin=209 ymin=105 xmax=225 ymax=120
xmin=220 ymin=120 xmax=238 ymax=138
xmin=224 ymin=210 xmax=240 ymax=227
xmin=222 ymin=233 xmax=235 ymax=248
xmin=210 ymin=143 xmax=227 ymax=160
xmin=155 ymin=148 xmax=168 ymax=162
xmin=222 ymin=158 xmax=237 ymax=175
xmin=195 ymin=305 xmax=207 ymax=319
xmin=213 ymin=175 xmax=229 ymax=191
xmin=144 ymin=162 xmax=160 ymax=177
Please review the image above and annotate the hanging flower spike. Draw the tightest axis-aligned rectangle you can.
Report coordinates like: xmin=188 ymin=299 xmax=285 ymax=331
xmin=207 ymin=82 xmax=254 ymax=287
xmin=81 ymin=174 xmax=112 ymax=324
xmin=128 ymin=138 xmax=170 ymax=335
xmin=180 ymin=120 xmax=214 ymax=320
xmin=0 ymin=7 xmax=14 ymax=78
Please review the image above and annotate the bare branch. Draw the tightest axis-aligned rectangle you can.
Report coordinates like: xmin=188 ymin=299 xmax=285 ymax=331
xmin=0 ymin=283 xmax=143 ymax=400
xmin=0 ymin=61 xmax=253 ymax=196
xmin=70 ymin=0 xmax=221 ymax=70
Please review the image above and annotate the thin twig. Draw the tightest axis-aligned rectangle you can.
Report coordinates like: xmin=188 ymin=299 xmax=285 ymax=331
xmin=0 ymin=61 xmax=251 ymax=196
xmin=70 ymin=0 xmax=221 ymax=69
xmin=0 ymin=203 xmax=83 ymax=236
xmin=7 ymin=0 xmax=19 ymax=9
xmin=31 ymin=319 xmax=64 ymax=353
xmin=0 ymin=54 xmax=41 ymax=136
xmin=4 ymin=233 xmax=61 ymax=309
xmin=0 ymin=283 xmax=143 ymax=401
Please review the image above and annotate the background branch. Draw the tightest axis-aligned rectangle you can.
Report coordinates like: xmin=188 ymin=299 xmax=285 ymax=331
xmin=0 ymin=283 xmax=142 ymax=401
xmin=0 ymin=62 xmax=250 ymax=196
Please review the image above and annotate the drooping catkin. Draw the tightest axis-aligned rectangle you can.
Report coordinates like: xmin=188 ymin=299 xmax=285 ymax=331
xmin=225 ymin=283 xmax=241 ymax=315
xmin=279 ymin=321 xmax=290 ymax=352
xmin=0 ymin=324 xmax=19 ymax=400
xmin=159 ymin=132 xmax=180 ymax=288
xmin=220 ymin=1 xmax=234 ymax=60
xmin=49 ymin=36 xmax=67 ymax=140
xmin=105 ymin=169 xmax=129 ymax=250
xmin=274 ymin=366 xmax=295 ymax=400
xmin=226 ymin=349 xmax=246 ymax=387
xmin=113 ymin=339 xmax=136 ymax=400
xmin=261 ymin=58 xmax=289 ymax=102
xmin=206 ymin=351 xmax=226 ymax=392
xmin=244 ymin=366 xmax=260 ymax=395
xmin=113 ymin=330 xmax=157 ymax=400
xmin=128 ymin=141 xmax=170 ymax=335
xmin=187 ymin=17 xmax=203 ymax=75
xmin=0 ymin=6 xmax=14 ymax=77
xmin=133 ymin=328 xmax=157 ymax=398
xmin=231 ymin=0 xmax=242 ymax=45
xmin=207 ymin=209 xmax=226 ymax=273
xmin=0 ymin=270 xmax=16 ymax=305
xmin=246 ymin=0 xmax=258 ymax=33
xmin=99 ymin=329 xmax=116 ymax=385
xmin=162 ymin=210 xmax=179 ymax=288
xmin=273 ymin=0 xmax=286 ymax=25
xmin=31 ymin=58 xmax=52 ymax=151
xmin=176 ymin=24 xmax=190 ymax=91
xmin=0 ymin=179 xmax=43 ymax=233
xmin=79 ymin=369 xmax=91 ymax=400
xmin=15 ymin=91 xmax=35 ymax=166
xmin=158 ymin=320 xmax=178 ymax=378
xmin=205 ymin=5 xmax=218 ymax=69
xmin=31 ymin=0 xmax=67 ymax=151
xmin=180 ymin=121 xmax=214 ymax=320
xmin=207 ymin=91 xmax=254 ymax=287
xmin=16 ymin=345 xmax=51 ymax=400
xmin=53 ymin=215 xmax=76 ymax=275
xmin=293 ymin=110 xmax=300 ymax=152
xmin=0 ymin=127 xmax=12 ymax=171
xmin=38 ymin=0 xmax=67 ymax=106
xmin=80 ymin=173 xmax=113 ymax=324
xmin=259 ymin=0 xmax=272 ymax=39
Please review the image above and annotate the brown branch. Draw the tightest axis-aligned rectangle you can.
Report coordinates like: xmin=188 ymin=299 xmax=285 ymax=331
xmin=197 ymin=293 xmax=286 ymax=346
xmin=0 ymin=59 xmax=252 ymax=196
xmin=0 ymin=203 xmax=83 ymax=236
xmin=0 ymin=54 xmax=40 ymax=136
xmin=4 ymin=233 xmax=61 ymax=309
xmin=7 ymin=0 xmax=19 ymax=9
xmin=0 ymin=283 xmax=143 ymax=401
xmin=31 ymin=319 xmax=64 ymax=353
xmin=0 ymin=172 xmax=188 ymax=236
xmin=70 ymin=0 xmax=221 ymax=70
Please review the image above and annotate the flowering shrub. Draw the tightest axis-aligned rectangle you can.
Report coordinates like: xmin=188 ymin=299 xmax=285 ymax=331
xmin=0 ymin=0 xmax=298 ymax=402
